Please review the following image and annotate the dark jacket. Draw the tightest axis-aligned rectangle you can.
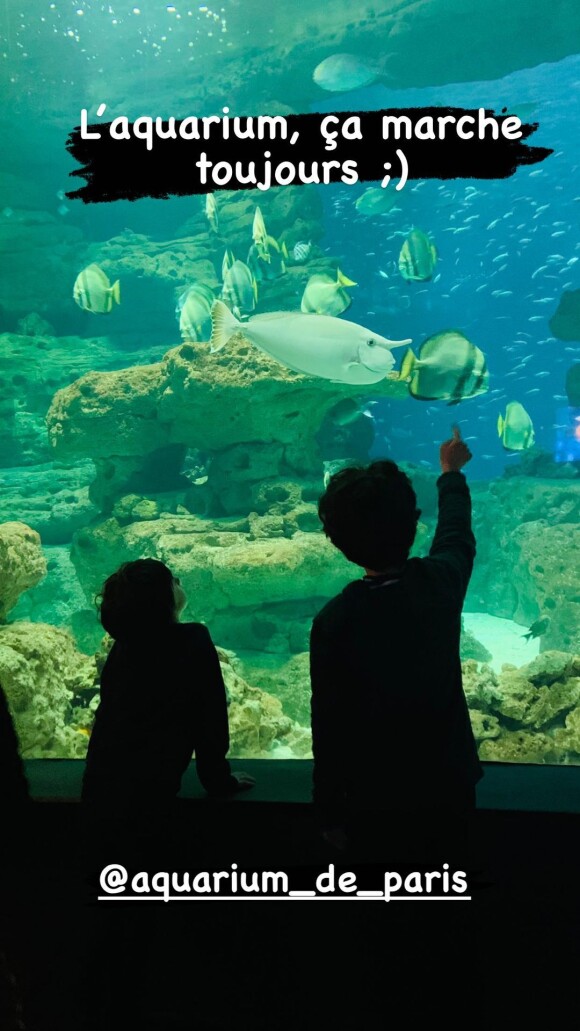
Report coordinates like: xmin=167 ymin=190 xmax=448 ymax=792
xmin=82 ymin=622 xmax=237 ymax=811
xmin=310 ymin=470 xmax=483 ymax=823
xmin=0 ymin=683 xmax=30 ymax=806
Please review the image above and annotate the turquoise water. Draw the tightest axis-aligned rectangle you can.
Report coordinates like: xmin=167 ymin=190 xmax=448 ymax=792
xmin=0 ymin=1 xmax=579 ymax=764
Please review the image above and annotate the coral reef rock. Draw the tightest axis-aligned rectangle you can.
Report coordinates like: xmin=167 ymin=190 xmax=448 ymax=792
xmin=460 ymin=620 xmax=492 ymax=663
xmin=217 ymin=648 xmax=311 ymax=758
xmin=47 ymin=336 xmax=406 ymax=509
xmin=0 ymin=522 xmax=47 ymax=620
xmin=0 ymin=331 xmax=159 ymax=468
xmin=0 ymin=622 xmax=98 ymax=758
xmin=239 ymin=652 xmax=311 ymax=728
xmin=11 ymin=545 xmax=91 ymax=643
xmin=463 ymin=652 xmax=580 ymax=763
xmin=0 ymin=462 xmax=97 ymax=544
xmin=71 ymin=514 xmax=353 ymax=628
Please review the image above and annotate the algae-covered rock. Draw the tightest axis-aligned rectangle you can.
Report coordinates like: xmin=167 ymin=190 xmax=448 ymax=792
xmin=0 ymin=622 xmax=98 ymax=758
xmin=209 ymin=647 xmax=312 ymax=757
xmin=240 ymin=651 xmax=311 ymax=727
xmin=0 ymin=462 xmax=97 ymax=544
xmin=464 ymin=653 xmax=580 ymax=762
xmin=524 ymin=679 xmax=580 ymax=731
xmin=71 ymin=515 xmax=353 ymax=621
xmin=520 ymin=651 xmax=577 ymax=687
xmin=112 ymin=494 xmax=161 ymax=523
xmin=461 ymin=660 xmax=503 ymax=712
xmin=475 ymin=660 xmax=580 ymax=730
xmin=478 ymin=730 xmax=556 ymax=764
xmin=0 ymin=331 xmax=162 ymax=468
xmin=552 ymin=707 xmax=580 ymax=758
xmin=11 ymin=545 xmax=89 ymax=632
xmin=0 ymin=522 xmax=47 ymax=620
xmin=47 ymin=336 xmax=407 ymax=510
xmin=469 ymin=710 xmax=502 ymax=743
xmin=211 ymin=598 xmax=320 ymax=655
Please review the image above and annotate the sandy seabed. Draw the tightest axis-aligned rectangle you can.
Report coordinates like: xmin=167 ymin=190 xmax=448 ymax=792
xmin=463 ymin=612 xmax=540 ymax=673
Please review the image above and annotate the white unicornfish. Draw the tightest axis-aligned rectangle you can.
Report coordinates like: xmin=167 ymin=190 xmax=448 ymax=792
xmin=210 ymin=300 xmax=411 ymax=385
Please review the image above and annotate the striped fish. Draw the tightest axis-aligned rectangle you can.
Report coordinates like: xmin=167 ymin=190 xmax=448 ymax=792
xmin=400 ymin=331 xmax=489 ymax=405
xmin=292 ymin=240 xmax=312 ymax=262
xmin=498 ymin=402 xmax=535 ymax=450
xmin=398 ymin=229 xmax=437 ymax=282
xmin=221 ymin=259 xmax=258 ymax=317
xmin=176 ymin=283 xmax=214 ymax=341
xmin=73 ymin=264 xmax=120 ymax=313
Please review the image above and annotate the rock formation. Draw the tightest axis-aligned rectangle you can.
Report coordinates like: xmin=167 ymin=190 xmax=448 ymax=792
xmin=465 ymin=651 xmax=580 ymax=763
xmin=0 ymin=522 xmax=47 ymax=621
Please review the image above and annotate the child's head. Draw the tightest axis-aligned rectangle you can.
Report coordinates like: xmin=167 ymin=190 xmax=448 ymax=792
xmin=318 ymin=460 xmax=421 ymax=571
xmin=98 ymin=558 xmax=186 ymax=639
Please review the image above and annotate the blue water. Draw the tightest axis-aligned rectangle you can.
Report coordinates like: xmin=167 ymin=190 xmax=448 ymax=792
xmin=315 ymin=57 xmax=580 ymax=478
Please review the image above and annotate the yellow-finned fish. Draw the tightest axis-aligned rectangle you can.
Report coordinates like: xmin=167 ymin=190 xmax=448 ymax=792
xmin=401 ymin=330 xmax=489 ymax=405
xmin=247 ymin=236 xmax=287 ymax=281
xmin=205 ymin=193 xmax=219 ymax=233
xmin=73 ymin=264 xmax=120 ymax=314
xmin=301 ymin=268 xmax=357 ymax=317
xmin=252 ymin=206 xmax=269 ymax=260
xmin=497 ymin=402 xmax=535 ymax=451
xmin=398 ymin=229 xmax=437 ymax=282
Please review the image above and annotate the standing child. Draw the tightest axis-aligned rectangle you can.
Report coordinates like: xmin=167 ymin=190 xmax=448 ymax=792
xmin=310 ymin=428 xmax=482 ymax=865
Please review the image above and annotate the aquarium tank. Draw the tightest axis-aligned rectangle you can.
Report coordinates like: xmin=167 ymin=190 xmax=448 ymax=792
xmin=0 ymin=0 xmax=579 ymax=768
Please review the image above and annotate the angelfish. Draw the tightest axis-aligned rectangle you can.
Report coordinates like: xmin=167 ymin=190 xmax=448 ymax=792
xmin=401 ymin=331 xmax=489 ymax=405
xmin=210 ymin=300 xmax=411 ymax=385
xmin=497 ymin=402 xmax=535 ymax=451
xmin=221 ymin=259 xmax=258 ymax=317
xmin=398 ymin=229 xmax=437 ymax=282
xmin=73 ymin=264 xmax=120 ymax=314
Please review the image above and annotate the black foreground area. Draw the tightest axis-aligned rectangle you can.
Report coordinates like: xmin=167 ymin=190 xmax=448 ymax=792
xmin=1 ymin=760 xmax=579 ymax=1029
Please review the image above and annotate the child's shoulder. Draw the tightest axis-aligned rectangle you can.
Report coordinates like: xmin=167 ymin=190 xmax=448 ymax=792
xmin=313 ymin=580 xmax=360 ymax=628
xmin=174 ymin=620 xmax=211 ymax=640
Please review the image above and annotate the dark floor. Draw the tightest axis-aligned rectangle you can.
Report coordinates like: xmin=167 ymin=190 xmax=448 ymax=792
xmin=2 ymin=761 xmax=580 ymax=1029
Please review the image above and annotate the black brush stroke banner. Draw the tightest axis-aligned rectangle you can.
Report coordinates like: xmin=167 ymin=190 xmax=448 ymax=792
xmin=66 ymin=107 xmax=552 ymax=203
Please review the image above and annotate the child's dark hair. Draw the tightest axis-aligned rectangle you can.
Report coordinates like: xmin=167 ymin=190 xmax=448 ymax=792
xmin=98 ymin=558 xmax=177 ymax=640
xmin=318 ymin=460 xmax=421 ymax=570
